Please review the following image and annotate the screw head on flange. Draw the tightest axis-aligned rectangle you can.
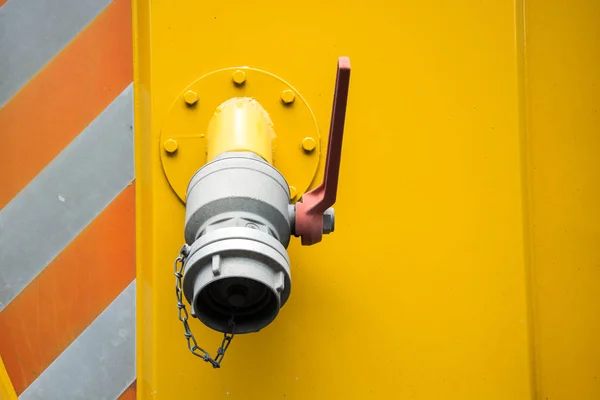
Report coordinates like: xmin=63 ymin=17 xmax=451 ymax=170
xmin=233 ymin=70 xmax=246 ymax=85
xmin=301 ymin=137 xmax=316 ymax=152
xmin=281 ymin=89 xmax=295 ymax=104
xmin=184 ymin=90 xmax=198 ymax=105
xmin=164 ymin=139 xmax=179 ymax=153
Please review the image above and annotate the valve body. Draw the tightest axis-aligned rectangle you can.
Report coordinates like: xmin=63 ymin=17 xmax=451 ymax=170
xmin=181 ymin=58 xmax=348 ymax=335
xmin=182 ymin=97 xmax=293 ymax=334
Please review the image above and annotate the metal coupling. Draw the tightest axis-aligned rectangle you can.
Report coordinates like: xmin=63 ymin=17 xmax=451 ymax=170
xmin=183 ymin=152 xmax=293 ymax=334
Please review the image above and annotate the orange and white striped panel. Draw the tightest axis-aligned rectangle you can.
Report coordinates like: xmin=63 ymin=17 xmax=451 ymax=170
xmin=0 ymin=0 xmax=136 ymax=398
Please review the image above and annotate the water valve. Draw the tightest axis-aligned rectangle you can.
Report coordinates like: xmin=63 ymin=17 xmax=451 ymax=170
xmin=174 ymin=57 xmax=351 ymax=367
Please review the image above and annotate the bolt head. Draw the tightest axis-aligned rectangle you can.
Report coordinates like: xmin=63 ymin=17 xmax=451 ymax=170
xmin=301 ymin=137 xmax=316 ymax=152
xmin=323 ymin=208 xmax=335 ymax=234
xmin=164 ymin=139 xmax=179 ymax=154
xmin=183 ymin=90 xmax=198 ymax=105
xmin=232 ymin=70 xmax=246 ymax=85
xmin=281 ymin=89 xmax=295 ymax=104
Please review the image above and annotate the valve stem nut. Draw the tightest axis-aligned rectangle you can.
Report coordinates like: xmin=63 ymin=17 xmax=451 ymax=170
xmin=323 ymin=208 xmax=335 ymax=234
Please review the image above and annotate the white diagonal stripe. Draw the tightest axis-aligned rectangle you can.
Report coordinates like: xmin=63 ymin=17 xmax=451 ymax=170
xmin=0 ymin=85 xmax=134 ymax=310
xmin=20 ymin=281 xmax=136 ymax=400
xmin=0 ymin=0 xmax=113 ymax=107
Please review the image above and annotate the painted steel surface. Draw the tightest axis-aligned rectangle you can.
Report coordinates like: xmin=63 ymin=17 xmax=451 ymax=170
xmin=524 ymin=0 xmax=600 ymax=398
xmin=134 ymin=0 xmax=599 ymax=399
xmin=0 ymin=0 xmax=596 ymax=398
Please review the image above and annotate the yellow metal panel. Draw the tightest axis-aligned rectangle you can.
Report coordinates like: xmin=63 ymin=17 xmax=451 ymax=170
xmin=132 ymin=0 xmax=596 ymax=398
xmin=0 ymin=356 xmax=17 ymax=400
xmin=132 ymin=0 xmax=154 ymax=397
xmin=524 ymin=0 xmax=600 ymax=398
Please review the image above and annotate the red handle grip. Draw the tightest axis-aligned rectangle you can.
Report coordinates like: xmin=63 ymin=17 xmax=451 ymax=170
xmin=295 ymin=57 xmax=351 ymax=245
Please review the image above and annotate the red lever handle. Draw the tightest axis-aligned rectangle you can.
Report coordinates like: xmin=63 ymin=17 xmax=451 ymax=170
xmin=294 ymin=56 xmax=351 ymax=245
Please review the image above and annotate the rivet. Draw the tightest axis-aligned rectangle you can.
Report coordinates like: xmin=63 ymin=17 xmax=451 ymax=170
xmin=183 ymin=90 xmax=198 ymax=105
xmin=232 ymin=70 xmax=246 ymax=85
xmin=301 ymin=137 xmax=316 ymax=152
xmin=281 ymin=89 xmax=295 ymax=104
xmin=289 ymin=185 xmax=297 ymax=199
xmin=164 ymin=139 xmax=179 ymax=153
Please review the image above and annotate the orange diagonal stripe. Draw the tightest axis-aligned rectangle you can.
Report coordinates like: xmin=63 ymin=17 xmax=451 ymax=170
xmin=0 ymin=0 xmax=132 ymax=209
xmin=118 ymin=380 xmax=137 ymax=400
xmin=0 ymin=185 xmax=136 ymax=395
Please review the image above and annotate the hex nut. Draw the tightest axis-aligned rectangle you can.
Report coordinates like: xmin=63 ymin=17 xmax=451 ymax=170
xmin=184 ymin=90 xmax=198 ymax=105
xmin=281 ymin=89 xmax=295 ymax=104
xmin=164 ymin=139 xmax=179 ymax=153
xmin=323 ymin=208 xmax=335 ymax=234
xmin=301 ymin=137 xmax=316 ymax=152
xmin=233 ymin=70 xmax=246 ymax=85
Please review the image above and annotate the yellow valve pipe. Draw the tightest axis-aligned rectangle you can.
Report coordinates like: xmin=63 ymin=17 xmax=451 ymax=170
xmin=206 ymin=97 xmax=275 ymax=164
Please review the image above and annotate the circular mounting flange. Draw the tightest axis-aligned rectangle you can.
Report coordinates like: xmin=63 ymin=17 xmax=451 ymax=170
xmin=160 ymin=67 xmax=321 ymax=203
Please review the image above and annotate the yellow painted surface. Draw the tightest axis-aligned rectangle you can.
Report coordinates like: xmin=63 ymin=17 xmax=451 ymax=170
xmin=524 ymin=0 xmax=600 ymax=398
xmin=0 ymin=356 xmax=17 ymax=400
xmin=133 ymin=0 xmax=599 ymax=399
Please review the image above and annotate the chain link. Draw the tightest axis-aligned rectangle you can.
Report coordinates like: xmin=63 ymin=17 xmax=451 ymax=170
xmin=174 ymin=244 xmax=236 ymax=368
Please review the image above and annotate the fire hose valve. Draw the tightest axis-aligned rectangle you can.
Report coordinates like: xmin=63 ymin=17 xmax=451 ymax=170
xmin=174 ymin=57 xmax=351 ymax=367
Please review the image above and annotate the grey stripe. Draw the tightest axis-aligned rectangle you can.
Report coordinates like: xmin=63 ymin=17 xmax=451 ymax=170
xmin=0 ymin=85 xmax=134 ymax=310
xmin=20 ymin=281 xmax=136 ymax=400
xmin=0 ymin=0 xmax=112 ymax=107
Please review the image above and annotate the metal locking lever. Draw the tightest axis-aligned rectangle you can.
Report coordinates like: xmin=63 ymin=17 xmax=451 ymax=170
xmin=294 ymin=57 xmax=351 ymax=246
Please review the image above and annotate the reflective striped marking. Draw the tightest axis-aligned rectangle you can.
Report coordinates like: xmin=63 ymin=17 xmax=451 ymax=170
xmin=20 ymin=281 xmax=136 ymax=400
xmin=117 ymin=380 xmax=137 ymax=400
xmin=0 ymin=0 xmax=112 ymax=107
xmin=0 ymin=0 xmax=133 ymax=209
xmin=0 ymin=85 xmax=134 ymax=310
xmin=0 ymin=186 xmax=135 ymax=394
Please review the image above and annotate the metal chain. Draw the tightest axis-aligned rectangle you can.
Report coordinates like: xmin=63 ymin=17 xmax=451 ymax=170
xmin=174 ymin=244 xmax=236 ymax=368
